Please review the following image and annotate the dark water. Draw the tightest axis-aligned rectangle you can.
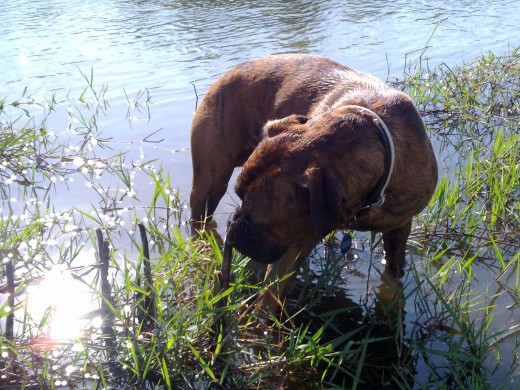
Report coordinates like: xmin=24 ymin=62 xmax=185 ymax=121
xmin=1 ymin=0 xmax=519 ymax=387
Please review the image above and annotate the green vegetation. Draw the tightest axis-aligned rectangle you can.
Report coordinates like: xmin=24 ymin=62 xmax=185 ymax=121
xmin=0 ymin=49 xmax=519 ymax=389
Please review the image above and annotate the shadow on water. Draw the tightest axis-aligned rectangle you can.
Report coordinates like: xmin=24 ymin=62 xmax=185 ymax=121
xmin=284 ymin=271 xmax=413 ymax=389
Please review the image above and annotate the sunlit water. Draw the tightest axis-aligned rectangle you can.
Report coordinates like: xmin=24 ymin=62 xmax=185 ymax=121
xmin=24 ymin=263 xmax=100 ymax=341
xmin=1 ymin=0 xmax=519 ymax=386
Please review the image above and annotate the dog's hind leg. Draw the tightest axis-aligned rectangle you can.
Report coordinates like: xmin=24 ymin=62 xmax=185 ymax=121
xmin=382 ymin=221 xmax=412 ymax=274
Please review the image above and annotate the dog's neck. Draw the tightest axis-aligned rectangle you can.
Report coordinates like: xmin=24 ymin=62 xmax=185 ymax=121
xmin=339 ymin=105 xmax=396 ymax=227
xmin=345 ymin=105 xmax=395 ymax=209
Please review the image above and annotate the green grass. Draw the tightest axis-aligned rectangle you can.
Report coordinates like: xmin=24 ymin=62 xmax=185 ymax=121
xmin=0 ymin=48 xmax=519 ymax=389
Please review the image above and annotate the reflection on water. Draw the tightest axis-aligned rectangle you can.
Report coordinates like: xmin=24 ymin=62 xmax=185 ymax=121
xmin=24 ymin=264 xmax=100 ymax=342
xmin=234 ymin=247 xmax=412 ymax=389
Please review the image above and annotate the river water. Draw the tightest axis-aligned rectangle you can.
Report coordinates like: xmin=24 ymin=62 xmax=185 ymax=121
xmin=2 ymin=1 xmax=519 ymax=216
xmin=2 ymin=0 xmax=519 ymax=212
xmin=1 ymin=0 xmax=519 ymax=387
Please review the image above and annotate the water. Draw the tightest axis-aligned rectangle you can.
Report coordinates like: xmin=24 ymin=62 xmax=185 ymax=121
xmin=2 ymin=0 xmax=519 ymax=203
xmin=2 ymin=0 xmax=519 ymax=221
xmin=1 ymin=0 xmax=519 ymax=387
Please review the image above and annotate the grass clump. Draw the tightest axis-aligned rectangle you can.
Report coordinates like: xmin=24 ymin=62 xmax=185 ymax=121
xmin=394 ymin=47 xmax=520 ymax=388
xmin=0 ymin=48 xmax=519 ymax=389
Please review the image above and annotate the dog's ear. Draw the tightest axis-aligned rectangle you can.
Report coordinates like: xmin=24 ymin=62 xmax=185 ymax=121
xmin=300 ymin=167 xmax=346 ymax=235
xmin=263 ymin=115 xmax=309 ymax=138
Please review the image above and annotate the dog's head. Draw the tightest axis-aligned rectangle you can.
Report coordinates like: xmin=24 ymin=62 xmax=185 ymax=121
xmin=226 ymin=110 xmax=385 ymax=264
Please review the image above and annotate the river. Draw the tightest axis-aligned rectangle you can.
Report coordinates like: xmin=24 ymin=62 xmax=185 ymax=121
xmin=2 ymin=0 xmax=519 ymax=220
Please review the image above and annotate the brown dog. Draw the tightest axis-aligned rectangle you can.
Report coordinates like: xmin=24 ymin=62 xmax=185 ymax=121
xmin=190 ymin=54 xmax=437 ymax=311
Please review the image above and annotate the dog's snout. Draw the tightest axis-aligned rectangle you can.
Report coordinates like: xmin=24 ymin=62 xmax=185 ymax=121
xmin=225 ymin=208 xmax=286 ymax=264
xmin=226 ymin=210 xmax=252 ymax=244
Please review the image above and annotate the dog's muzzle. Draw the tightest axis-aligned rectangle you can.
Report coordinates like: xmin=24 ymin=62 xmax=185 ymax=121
xmin=225 ymin=210 xmax=285 ymax=264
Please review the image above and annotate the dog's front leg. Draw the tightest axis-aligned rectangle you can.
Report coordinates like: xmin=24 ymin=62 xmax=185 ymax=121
xmin=382 ymin=221 xmax=412 ymax=274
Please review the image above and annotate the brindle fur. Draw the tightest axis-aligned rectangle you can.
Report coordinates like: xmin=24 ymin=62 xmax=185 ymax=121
xmin=190 ymin=54 xmax=438 ymax=313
